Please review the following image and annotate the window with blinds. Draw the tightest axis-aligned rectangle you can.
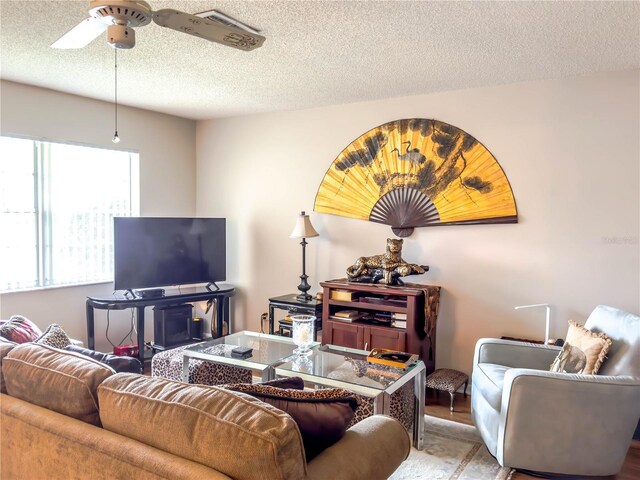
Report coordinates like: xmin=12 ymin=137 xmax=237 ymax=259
xmin=0 ymin=136 xmax=139 ymax=292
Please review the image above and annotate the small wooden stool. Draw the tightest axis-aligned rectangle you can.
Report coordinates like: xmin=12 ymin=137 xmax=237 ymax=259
xmin=426 ymin=368 xmax=469 ymax=412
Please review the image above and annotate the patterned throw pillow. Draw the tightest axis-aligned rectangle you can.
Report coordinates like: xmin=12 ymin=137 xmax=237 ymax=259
xmin=35 ymin=324 xmax=72 ymax=349
xmin=550 ymin=320 xmax=612 ymax=374
xmin=223 ymin=381 xmax=359 ymax=460
xmin=0 ymin=315 xmax=42 ymax=344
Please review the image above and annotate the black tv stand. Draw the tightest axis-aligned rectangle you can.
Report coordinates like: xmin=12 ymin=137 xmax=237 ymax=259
xmin=86 ymin=285 xmax=235 ymax=364
xmin=124 ymin=289 xmax=136 ymax=299
xmin=206 ymin=282 xmax=220 ymax=292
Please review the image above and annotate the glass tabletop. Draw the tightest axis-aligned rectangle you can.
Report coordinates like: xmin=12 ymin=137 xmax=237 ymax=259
xmin=184 ymin=331 xmax=320 ymax=367
xmin=275 ymin=344 xmax=422 ymax=394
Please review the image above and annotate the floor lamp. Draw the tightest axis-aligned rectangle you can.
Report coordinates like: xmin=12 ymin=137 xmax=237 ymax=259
xmin=290 ymin=211 xmax=319 ymax=302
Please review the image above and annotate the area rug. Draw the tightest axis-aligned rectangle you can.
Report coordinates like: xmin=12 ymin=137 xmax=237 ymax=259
xmin=390 ymin=416 xmax=513 ymax=480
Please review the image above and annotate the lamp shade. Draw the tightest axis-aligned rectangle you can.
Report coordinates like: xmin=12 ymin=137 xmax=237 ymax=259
xmin=290 ymin=211 xmax=319 ymax=239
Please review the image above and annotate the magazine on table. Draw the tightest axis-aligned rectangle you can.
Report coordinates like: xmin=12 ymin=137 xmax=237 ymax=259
xmin=367 ymin=348 xmax=418 ymax=369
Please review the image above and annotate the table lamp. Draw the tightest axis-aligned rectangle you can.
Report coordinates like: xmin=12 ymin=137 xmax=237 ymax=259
xmin=290 ymin=211 xmax=319 ymax=302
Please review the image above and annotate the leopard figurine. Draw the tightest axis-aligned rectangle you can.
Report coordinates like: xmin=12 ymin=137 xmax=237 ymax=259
xmin=346 ymin=238 xmax=427 ymax=285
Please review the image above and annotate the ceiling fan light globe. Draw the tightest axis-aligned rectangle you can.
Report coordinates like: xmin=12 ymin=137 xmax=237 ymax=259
xmin=108 ymin=24 xmax=135 ymax=49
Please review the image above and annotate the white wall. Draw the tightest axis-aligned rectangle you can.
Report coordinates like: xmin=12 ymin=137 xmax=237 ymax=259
xmin=196 ymin=70 xmax=640 ymax=374
xmin=0 ymin=81 xmax=197 ymax=351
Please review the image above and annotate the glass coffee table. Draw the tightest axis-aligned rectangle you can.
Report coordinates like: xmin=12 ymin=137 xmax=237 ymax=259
xmin=181 ymin=331 xmax=320 ymax=383
xmin=273 ymin=344 xmax=426 ymax=449
xmin=182 ymin=333 xmax=424 ymax=449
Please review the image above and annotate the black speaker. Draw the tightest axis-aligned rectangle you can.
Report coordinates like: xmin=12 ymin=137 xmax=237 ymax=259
xmin=191 ymin=317 xmax=203 ymax=340
xmin=153 ymin=304 xmax=193 ymax=348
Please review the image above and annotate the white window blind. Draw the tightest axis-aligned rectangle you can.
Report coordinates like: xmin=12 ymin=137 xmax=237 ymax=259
xmin=0 ymin=136 xmax=139 ymax=292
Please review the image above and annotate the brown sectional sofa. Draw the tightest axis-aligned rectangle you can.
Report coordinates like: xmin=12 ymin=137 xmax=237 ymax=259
xmin=0 ymin=342 xmax=410 ymax=480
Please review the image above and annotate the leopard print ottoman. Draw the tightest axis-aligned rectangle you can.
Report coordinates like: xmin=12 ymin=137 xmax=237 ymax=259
xmin=425 ymin=368 xmax=468 ymax=412
xmin=151 ymin=344 xmax=252 ymax=385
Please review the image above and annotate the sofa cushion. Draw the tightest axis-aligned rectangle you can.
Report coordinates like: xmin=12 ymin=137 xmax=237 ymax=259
xmin=98 ymin=373 xmax=307 ymax=480
xmin=0 ymin=315 xmax=42 ymax=343
xmin=550 ymin=320 xmax=612 ymax=374
xmin=223 ymin=381 xmax=358 ymax=460
xmin=35 ymin=323 xmax=72 ymax=349
xmin=3 ymin=343 xmax=115 ymax=426
xmin=473 ymin=363 xmax=510 ymax=411
xmin=64 ymin=344 xmax=143 ymax=374
xmin=0 ymin=336 xmax=18 ymax=393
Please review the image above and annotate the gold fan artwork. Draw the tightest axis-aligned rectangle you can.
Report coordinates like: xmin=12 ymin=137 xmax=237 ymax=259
xmin=314 ymin=119 xmax=517 ymax=236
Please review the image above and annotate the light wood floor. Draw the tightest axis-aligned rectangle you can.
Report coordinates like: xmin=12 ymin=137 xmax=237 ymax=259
xmin=425 ymin=391 xmax=640 ymax=479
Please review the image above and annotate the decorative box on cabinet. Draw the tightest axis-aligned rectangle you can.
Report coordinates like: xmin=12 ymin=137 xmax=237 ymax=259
xmin=320 ymin=279 xmax=440 ymax=375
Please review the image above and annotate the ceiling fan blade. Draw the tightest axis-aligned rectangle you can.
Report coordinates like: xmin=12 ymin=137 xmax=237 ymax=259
xmin=194 ymin=9 xmax=261 ymax=35
xmin=51 ymin=17 xmax=108 ymax=49
xmin=152 ymin=9 xmax=265 ymax=51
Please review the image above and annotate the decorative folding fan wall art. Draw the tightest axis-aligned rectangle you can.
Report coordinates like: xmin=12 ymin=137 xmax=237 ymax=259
xmin=313 ymin=119 xmax=518 ymax=237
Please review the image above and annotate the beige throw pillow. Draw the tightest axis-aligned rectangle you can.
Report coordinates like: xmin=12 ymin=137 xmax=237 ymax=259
xmin=550 ymin=320 xmax=612 ymax=374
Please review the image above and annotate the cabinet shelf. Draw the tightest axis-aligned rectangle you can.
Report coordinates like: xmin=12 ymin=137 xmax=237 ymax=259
xmin=327 ymin=299 xmax=407 ymax=314
xmin=328 ymin=318 xmax=406 ymax=329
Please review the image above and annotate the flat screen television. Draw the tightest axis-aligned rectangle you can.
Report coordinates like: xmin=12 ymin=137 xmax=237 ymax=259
xmin=114 ymin=217 xmax=226 ymax=291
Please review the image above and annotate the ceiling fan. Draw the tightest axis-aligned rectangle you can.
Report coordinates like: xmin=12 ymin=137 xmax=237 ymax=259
xmin=51 ymin=0 xmax=265 ymax=51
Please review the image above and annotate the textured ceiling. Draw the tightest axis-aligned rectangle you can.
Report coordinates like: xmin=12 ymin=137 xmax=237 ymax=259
xmin=1 ymin=1 xmax=639 ymax=120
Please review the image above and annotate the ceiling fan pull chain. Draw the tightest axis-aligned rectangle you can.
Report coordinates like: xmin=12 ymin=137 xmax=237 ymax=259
xmin=112 ymin=48 xmax=120 ymax=144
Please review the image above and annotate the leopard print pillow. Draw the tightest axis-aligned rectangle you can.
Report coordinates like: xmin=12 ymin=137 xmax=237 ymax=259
xmin=35 ymin=324 xmax=71 ymax=350
xmin=223 ymin=382 xmax=359 ymax=461
xmin=224 ymin=382 xmax=358 ymax=406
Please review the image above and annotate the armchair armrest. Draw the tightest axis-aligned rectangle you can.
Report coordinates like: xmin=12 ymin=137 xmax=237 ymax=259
xmin=498 ymin=369 xmax=640 ymax=475
xmin=474 ymin=338 xmax=560 ymax=370
xmin=305 ymin=415 xmax=410 ymax=480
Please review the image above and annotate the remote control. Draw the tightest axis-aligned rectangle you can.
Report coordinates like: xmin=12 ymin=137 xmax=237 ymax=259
xmin=231 ymin=346 xmax=252 ymax=357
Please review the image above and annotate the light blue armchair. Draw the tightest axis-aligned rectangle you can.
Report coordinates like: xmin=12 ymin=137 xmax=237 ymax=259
xmin=471 ymin=305 xmax=640 ymax=477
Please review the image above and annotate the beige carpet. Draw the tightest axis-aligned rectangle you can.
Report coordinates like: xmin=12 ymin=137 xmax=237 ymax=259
xmin=390 ymin=416 xmax=513 ymax=480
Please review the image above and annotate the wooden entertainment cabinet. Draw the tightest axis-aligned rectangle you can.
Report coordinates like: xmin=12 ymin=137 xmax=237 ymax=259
xmin=320 ymin=279 xmax=441 ymax=375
